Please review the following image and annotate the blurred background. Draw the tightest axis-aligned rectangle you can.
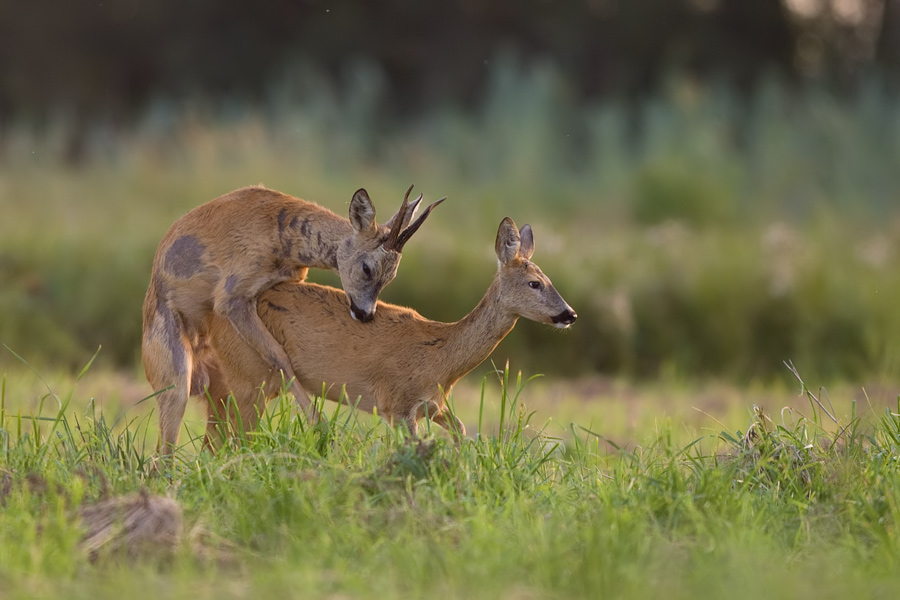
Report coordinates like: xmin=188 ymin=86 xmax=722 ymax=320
xmin=2 ymin=0 xmax=900 ymax=388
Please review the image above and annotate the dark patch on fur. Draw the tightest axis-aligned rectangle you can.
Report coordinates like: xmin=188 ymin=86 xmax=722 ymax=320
xmin=289 ymin=215 xmax=300 ymax=230
xmin=300 ymin=218 xmax=311 ymax=237
xmin=323 ymin=244 xmax=337 ymax=266
xmin=161 ymin=309 xmax=185 ymax=367
xmin=224 ymin=274 xmax=238 ymax=294
xmin=224 ymin=297 xmax=252 ymax=329
xmin=421 ymin=338 xmax=446 ymax=347
xmin=262 ymin=299 xmax=289 ymax=312
xmin=277 ymin=208 xmax=289 ymax=235
xmin=280 ymin=239 xmax=293 ymax=259
xmin=386 ymin=312 xmax=414 ymax=325
xmin=153 ymin=277 xmax=187 ymax=367
xmin=153 ymin=276 xmax=169 ymax=315
xmin=164 ymin=235 xmax=205 ymax=279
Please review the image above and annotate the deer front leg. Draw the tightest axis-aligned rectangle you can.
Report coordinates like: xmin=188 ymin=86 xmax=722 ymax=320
xmin=431 ymin=411 xmax=467 ymax=444
xmin=409 ymin=400 xmax=466 ymax=443
xmin=217 ymin=295 xmax=321 ymax=425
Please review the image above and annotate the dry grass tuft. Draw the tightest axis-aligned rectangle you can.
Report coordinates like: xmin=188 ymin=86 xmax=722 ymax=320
xmin=79 ymin=488 xmax=183 ymax=562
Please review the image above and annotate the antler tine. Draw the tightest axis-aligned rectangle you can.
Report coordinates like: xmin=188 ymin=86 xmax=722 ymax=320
xmin=400 ymin=193 xmax=424 ymax=231
xmin=394 ymin=196 xmax=446 ymax=251
xmin=384 ymin=185 xmax=414 ymax=251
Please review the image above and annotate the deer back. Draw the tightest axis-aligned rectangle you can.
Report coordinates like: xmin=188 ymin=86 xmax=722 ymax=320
xmin=208 ymin=281 xmax=443 ymax=416
xmin=148 ymin=185 xmax=444 ymax=322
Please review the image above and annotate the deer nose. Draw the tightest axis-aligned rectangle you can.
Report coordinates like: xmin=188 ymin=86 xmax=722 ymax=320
xmin=350 ymin=301 xmax=375 ymax=323
xmin=551 ymin=309 xmax=577 ymax=326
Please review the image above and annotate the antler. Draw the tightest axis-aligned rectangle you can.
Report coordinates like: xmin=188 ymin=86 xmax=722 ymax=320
xmin=393 ymin=196 xmax=446 ymax=251
xmin=384 ymin=185 xmax=419 ymax=252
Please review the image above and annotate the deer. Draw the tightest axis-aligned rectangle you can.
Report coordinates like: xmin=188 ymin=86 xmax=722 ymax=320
xmin=201 ymin=216 xmax=577 ymax=446
xmin=142 ymin=184 xmax=444 ymax=455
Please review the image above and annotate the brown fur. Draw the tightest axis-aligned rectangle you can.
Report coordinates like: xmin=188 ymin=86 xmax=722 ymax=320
xmin=202 ymin=217 xmax=577 ymax=445
xmin=142 ymin=184 xmax=442 ymax=455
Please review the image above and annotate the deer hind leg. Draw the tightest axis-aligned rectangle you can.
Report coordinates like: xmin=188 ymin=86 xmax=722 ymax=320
xmin=202 ymin=391 xmax=229 ymax=453
xmin=143 ymin=303 xmax=192 ymax=457
xmin=200 ymin=348 xmax=277 ymax=452
xmin=217 ymin=295 xmax=320 ymax=424
xmin=195 ymin=347 xmax=232 ymax=452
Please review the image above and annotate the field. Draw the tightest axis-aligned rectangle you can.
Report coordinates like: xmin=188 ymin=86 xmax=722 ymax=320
xmin=3 ymin=68 xmax=900 ymax=597
xmin=3 ymin=363 xmax=900 ymax=599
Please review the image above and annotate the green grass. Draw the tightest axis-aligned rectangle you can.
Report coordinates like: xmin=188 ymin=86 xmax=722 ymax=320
xmin=4 ymin=68 xmax=900 ymax=595
xmin=3 ymin=363 xmax=900 ymax=599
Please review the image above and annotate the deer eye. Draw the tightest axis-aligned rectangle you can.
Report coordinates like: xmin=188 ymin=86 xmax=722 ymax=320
xmin=528 ymin=281 xmax=543 ymax=290
xmin=362 ymin=263 xmax=372 ymax=277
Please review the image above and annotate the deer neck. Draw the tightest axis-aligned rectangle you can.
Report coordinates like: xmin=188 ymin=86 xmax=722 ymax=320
xmin=286 ymin=213 xmax=353 ymax=271
xmin=439 ymin=278 xmax=519 ymax=383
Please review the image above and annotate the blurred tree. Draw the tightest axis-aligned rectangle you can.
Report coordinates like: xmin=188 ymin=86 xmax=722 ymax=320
xmin=0 ymin=0 xmax=892 ymax=132
xmin=877 ymin=0 xmax=900 ymax=71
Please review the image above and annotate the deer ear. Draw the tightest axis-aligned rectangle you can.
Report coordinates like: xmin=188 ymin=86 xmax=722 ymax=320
xmin=518 ymin=224 xmax=534 ymax=260
xmin=349 ymin=189 xmax=377 ymax=233
xmin=495 ymin=217 xmax=521 ymax=265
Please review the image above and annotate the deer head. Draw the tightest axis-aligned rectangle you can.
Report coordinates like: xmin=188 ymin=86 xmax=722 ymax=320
xmin=337 ymin=185 xmax=445 ymax=322
xmin=494 ymin=217 xmax=577 ymax=328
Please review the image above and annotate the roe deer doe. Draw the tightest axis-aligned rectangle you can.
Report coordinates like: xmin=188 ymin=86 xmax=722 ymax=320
xmin=203 ymin=217 xmax=577 ymax=444
xmin=142 ymin=184 xmax=443 ymax=454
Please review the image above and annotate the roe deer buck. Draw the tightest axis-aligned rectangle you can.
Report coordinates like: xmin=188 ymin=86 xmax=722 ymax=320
xmin=202 ymin=217 xmax=577 ymax=445
xmin=142 ymin=184 xmax=443 ymax=455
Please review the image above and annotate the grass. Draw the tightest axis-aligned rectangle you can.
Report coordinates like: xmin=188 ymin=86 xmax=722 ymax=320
xmin=3 ymin=363 xmax=900 ymax=599
xmin=4 ymin=64 xmax=900 ymax=596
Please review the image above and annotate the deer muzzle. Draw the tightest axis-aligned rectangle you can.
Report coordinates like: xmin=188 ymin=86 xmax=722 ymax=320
xmin=350 ymin=300 xmax=376 ymax=323
xmin=551 ymin=308 xmax=577 ymax=328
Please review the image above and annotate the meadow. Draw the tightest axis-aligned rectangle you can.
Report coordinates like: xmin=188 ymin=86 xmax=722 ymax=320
xmin=3 ymin=64 xmax=900 ymax=597
xmin=3 ymin=364 xmax=900 ymax=599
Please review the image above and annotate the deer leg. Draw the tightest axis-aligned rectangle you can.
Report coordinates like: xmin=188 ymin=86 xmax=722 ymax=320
xmin=415 ymin=400 xmax=467 ymax=443
xmin=400 ymin=414 xmax=419 ymax=438
xmin=198 ymin=352 xmax=233 ymax=452
xmin=431 ymin=411 xmax=466 ymax=443
xmin=203 ymin=394 xmax=228 ymax=453
xmin=143 ymin=304 xmax=192 ymax=457
xmin=201 ymin=343 xmax=283 ymax=451
xmin=218 ymin=296 xmax=321 ymax=424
